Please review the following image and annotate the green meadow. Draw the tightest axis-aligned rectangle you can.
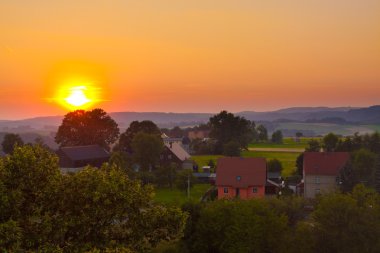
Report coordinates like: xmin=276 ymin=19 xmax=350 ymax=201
xmin=153 ymin=184 xmax=211 ymax=205
xmin=248 ymin=137 xmax=318 ymax=149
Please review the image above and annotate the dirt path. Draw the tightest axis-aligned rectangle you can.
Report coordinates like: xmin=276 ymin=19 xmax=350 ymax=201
xmin=248 ymin=147 xmax=304 ymax=153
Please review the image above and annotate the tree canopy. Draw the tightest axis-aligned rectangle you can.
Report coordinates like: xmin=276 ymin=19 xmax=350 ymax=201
xmin=55 ymin=109 xmax=120 ymax=150
xmin=118 ymin=120 xmax=161 ymax=153
xmin=209 ymin=111 xmax=255 ymax=154
xmin=271 ymin=130 xmax=283 ymax=144
xmin=1 ymin=133 xmax=24 ymax=154
xmin=0 ymin=144 xmax=187 ymax=252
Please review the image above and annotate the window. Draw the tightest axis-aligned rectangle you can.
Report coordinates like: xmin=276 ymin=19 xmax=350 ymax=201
xmin=168 ymin=154 xmax=172 ymax=159
xmin=315 ymin=177 xmax=320 ymax=184
xmin=236 ymin=176 xmax=241 ymax=181
xmin=223 ymin=188 xmax=229 ymax=194
xmin=252 ymin=187 xmax=258 ymax=193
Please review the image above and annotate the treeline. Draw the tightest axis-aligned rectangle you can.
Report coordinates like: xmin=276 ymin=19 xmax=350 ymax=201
xmin=172 ymin=185 xmax=380 ymax=253
xmin=0 ymin=145 xmax=187 ymax=252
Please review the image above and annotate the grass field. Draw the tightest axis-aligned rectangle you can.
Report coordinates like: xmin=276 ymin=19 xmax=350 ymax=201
xmin=241 ymin=150 xmax=300 ymax=177
xmin=153 ymin=184 xmax=211 ymax=205
xmin=248 ymin=137 xmax=318 ymax=149
xmin=192 ymin=150 xmax=300 ymax=178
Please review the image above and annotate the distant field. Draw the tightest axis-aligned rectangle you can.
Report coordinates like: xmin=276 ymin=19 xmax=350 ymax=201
xmin=275 ymin=122 xmax=377 ymax=136
xmin=192 ymin=151 xmax=300 ymax=178
xmin=249 ymin=137 xmax=319 ymax=149
xmin=153 ymin=184 xmax=211 ymax=205
xmin=241 ymin=150 xmax=300 ymax=177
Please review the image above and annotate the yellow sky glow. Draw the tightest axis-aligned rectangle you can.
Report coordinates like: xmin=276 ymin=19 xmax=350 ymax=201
xmin=0 ymin=0 xmax=379 ymax=119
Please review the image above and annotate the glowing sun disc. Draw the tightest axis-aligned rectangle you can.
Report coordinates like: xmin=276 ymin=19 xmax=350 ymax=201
xmin=65 ymin=86 xmax=91 ymax=107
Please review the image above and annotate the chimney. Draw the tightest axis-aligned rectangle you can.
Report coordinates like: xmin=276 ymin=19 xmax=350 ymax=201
xmin=169 ymin=142 xmax=173 ymax=148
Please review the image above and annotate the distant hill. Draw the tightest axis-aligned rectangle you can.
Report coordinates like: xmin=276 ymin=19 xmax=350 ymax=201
xmin=0 ymin=106 xmax=378 ymax=146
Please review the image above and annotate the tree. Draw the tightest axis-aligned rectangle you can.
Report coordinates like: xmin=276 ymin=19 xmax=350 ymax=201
xmin=155 ymin=162 xmax=178 ymax=188
xmin=295 ymin=132 xmax=303 ymax=138
xmin=0 ymin=145 xmax=187 ymax=252
xmin=1 ymin=133 xmax=24 ymax=154
xmin=322 ymin=133 xmax=339 ymax=152
xmin=176 ymin=169 xmax=196 ymax=191
xmin=209 ymin=111 xmax=256 ymax=154
xmin=256 ymin=125 xmax=268 ymax=142
xmin=295 ymin=153 xmax=304 ymax=176
xmin=131 ymin=132 xmax=164 ymax=172
xmin=223 ymin=140 xmax=241 ymax=157
xmin=271 ymin=130 xmax=283 ymax=144
xmin=305 ymin=139 xmax=321 ymax=152
xmin=118 ymin=120 xmax=161 ymax=153
xmin=207 ymin=159 xmax=215 ymax=169
xmin=339 ymin=149 xmax=378 ymax=192
xmin=312 ymin=185 xmax=380 ymax=253
xmin=55 ymin=109 xmax=119 ymax=150
xmin=267 ymin=159 xmax=283 ymax=173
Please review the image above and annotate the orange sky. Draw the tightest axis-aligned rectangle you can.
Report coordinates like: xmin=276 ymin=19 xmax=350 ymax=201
xmin=0 ymin=0 xmax=379 ymax=119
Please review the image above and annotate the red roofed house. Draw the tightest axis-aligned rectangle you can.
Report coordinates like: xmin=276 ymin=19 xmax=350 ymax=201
xmin=303 ymin=152 xmax=350 ymax=198
xmin=216 ymin=157 xmax=267 ymax=199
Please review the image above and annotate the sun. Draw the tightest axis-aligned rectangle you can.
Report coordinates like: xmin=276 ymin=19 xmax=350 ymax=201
xmin=65 ymin=86 xmax=90 ymax=107
xmin=52 ymin=81 xmax=102 ymax=111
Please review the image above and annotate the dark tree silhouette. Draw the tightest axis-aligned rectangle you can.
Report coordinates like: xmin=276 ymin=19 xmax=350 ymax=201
xmin=55 ymin=108 xmax=119 ymax=150
xmin=2 ymin=133 xmax=24 ymax=154
xmin=117 ymin=120 xmax=161 ymax=153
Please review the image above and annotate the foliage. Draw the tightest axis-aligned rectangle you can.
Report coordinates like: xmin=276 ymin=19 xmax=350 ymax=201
xmin=339 ymin=149 xmax=378 ymax=191
xmin=271 ymin=130 xmax=283 ymax=144
xmin=155 ymin=163 xmax=178 ymax=188
xmin=207 ymin=159 xmax=215 ymax=169
xmin=267 ymin=159 xmax=283 ymax=173
xmin=118 ymin=120 xmax=161 ymax=153
xmin=188 ymin=200 xmax=288 ymax=253
xmin=312 ymin=185 xmax=380 ymax=253
xmin=55 ymin=109 xmax=120 ymax=150
xmin=131 ymin=132 xmax=164 ymax=171
xmin=295 ymin=153 xmax=304 ymax=176
xmin=322 ymin=132 xmax=339 ymax=152
xmin=222 ymin=140 xmax=241 ymax=157
xmin=0 ymin=145 xmax=187 ymax=252
xmin=305 ymin=139 xmax=321 ymax=152
xmin=175 ymin=169 xmax=196 ymax=191
xmin=256 ymin=124 xmax=268 ymax=142
xmin=295 ymin=132 xmax=303 ymax=138
xmin=1 ymin=133 xmax=24 ymax=154
xmin=209 ymin=111 xmax=256 ymax=154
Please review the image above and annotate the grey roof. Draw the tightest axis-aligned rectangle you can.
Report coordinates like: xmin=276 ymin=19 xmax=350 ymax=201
xmin=165 ymin=142 xmax=190 ymax=161
xmin=59 ymin=145 xmax=110 ymax=161
xmin=267 ymin=171 xmax=281 ymax=179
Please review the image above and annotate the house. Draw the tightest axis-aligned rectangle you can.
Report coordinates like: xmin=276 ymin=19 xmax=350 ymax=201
xmin=303 ymin=152 xmax=350 ymax=198
xmin=216 ymin=157 xmax=267 ymax=199
xmin=160 ymin=142 xmax=193 ymax=169
xmin=57 ymin=145 xmax=110 ymax=173
xmin=265 ymin=171 xmax=282 ymax=195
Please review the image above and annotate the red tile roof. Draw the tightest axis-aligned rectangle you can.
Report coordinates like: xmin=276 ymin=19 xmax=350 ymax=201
xmin=216 ymin=157 xmax=267 ymax=188
xmin=303 ymin=152 xmax=350 ymax=176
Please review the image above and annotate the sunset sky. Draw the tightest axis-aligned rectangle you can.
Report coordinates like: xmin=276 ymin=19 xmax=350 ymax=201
xmin=0 ymin=0 xmax=379 ymax=119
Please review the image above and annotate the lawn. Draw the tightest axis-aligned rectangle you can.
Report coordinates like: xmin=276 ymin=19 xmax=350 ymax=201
xmin=191 ymin=155 xmax=224 ymax=168
xmin=242 ymin=150 xmax=300 ymax=177
xmin=248 ymin=137 xmax=319 ymax=149
xmin=153 ymin=183 xmax=211 ymax=205
xmin=192 ymin=151 xmax=300 ymax=178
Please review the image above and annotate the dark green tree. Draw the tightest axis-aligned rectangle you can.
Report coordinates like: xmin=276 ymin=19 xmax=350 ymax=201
xmin=209 ymin=111 xmax=255 ymax=154
xmin=176 ymin=169 xmax=196 ymax=191
xmin=131 ymin=132 xmax=164 ymax=171
xmin=271 ymin=130 xmax=283 ymax=144
xmin=295 ymin=153 xmax=304 ymax=176
xmin=155 ymin=162 xmax=178 ymax=188
xmin=305 ymin=139 xmax=321 ymax=152
xmin=55 ymin=109 xmax=120 ymax=150
xmin=267 ymin=159 xmax=283 ymax=173
xmin=256 ymin=124 xmax=268 ymax=142
xmin=1 ymin=133 xmax=24 ymax=154
xmin=223 ymin=140 xmax=241 ymax=157
xmin=322 ymin=133 xmax=339 ymax=152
